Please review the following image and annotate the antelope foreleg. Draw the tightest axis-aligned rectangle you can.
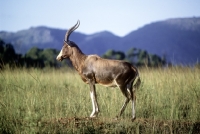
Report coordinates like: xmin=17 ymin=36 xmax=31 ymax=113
xmin=89 ymin=84 xmax=99 ymax=118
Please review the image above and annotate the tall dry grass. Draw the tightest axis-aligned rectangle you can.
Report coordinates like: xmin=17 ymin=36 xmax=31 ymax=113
xmin=0 ymin=66 xmax=200 ymax=133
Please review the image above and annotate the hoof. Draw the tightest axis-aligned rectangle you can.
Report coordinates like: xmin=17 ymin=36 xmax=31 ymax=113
xmin=90 ymin=115 xmax=97 ymax=118
xmin=90 ymin=111 xmax=99 ymax=118
xmin=131 ymin=117 xmax=136 ymax=122
xmin=89 ymin=116 xmax=98 ymax=120
xmin=90 ymin=114 xmax=98 ymax=118
xmin=115 ymin=116 xmax=119 ymax=121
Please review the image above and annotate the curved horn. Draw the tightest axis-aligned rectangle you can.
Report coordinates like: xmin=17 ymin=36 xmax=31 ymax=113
xmin=65 ymin=20 xmax=80 ymax=42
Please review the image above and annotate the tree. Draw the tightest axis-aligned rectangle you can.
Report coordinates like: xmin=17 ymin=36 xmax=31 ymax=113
xmin=25 ymin=47 xmax=43 ymax=60
xmin=24 ymin=47 xmax=44 ymax=67
xmin=102 ymin=50 xmax=125 ymax=60
xmin=0 ymin=39 xmax=4 ymax=54
xmin=126 ymin=47 xmax=138 ymax=64
xmin=102 ymin=47 xmax=167 ymax=67
xmin=40 ymin=49 xmax=59 ymax=67
xmin=0 ymin=39 xmax=20 ymax=68
xmin=137 ymin=50 xmax=149 ymax=66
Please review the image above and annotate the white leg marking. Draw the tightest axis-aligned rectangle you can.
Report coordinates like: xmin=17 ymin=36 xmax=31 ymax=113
xmin=127 ymin=81 xmax=136 ymax=120
xmin=90 ymin=91 xmax=96 ymax=117
xmin=131 ymin=91 xmax=136 ymax=120
xmin=132 ymin=101 xmax=135 ymax=119
xmin=89 ymin=87 xmax=99 ymax=117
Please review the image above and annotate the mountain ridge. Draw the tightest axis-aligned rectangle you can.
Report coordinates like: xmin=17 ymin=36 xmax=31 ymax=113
xmin=0 ymin=17 xmax=200 ymax=65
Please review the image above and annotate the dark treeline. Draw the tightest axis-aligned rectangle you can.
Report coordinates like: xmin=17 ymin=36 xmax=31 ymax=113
xmin=102 ymin=48 xmax=166 ymax=67
xmin=0 ymin=39 xmax=166 ymax=69
xmin=0 ymin=39 xmax=63 ymax=69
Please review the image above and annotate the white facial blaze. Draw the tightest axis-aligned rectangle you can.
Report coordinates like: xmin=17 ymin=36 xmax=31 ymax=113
xmin=56 ymin=49 xmax=63 ymax=60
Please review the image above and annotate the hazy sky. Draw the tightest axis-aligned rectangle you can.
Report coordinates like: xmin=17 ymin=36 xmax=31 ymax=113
xmin=1 ymin=0 xmax=200 ymax=36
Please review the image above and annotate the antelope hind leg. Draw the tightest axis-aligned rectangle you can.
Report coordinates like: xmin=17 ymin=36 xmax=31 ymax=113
xmin=127 ymin=81 xmax=137 ymax=121
xmin=116 ymin=85 xmax=130 ymax=119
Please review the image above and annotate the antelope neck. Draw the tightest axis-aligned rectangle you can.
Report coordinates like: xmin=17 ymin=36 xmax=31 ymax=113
xmin=69 ymin=48 xmax=87 ymax=73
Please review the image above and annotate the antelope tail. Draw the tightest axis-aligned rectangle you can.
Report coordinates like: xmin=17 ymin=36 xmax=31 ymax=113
xmin=132 ymin=66 xmax=141 ymax=91
xmin=133 ymin=76 xmax=141 ymax=90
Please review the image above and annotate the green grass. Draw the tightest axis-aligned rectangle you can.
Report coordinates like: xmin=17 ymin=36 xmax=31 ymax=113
xmin=0 ymin=67 xmax=200 ymax=133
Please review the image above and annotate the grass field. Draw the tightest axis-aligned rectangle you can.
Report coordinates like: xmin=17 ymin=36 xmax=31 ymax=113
xmin=0 ymin=66 xmax=200 ymax=133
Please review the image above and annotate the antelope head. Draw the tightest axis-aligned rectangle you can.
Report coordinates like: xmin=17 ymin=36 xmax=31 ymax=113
xmin=56 ymin=20 xmax=80 ymax=61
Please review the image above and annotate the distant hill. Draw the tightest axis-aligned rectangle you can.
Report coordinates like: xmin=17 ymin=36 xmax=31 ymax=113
xmin=0 ymin=26 xmax=120 ymax=55
xmin=0 ymin=17 xmax=200 ymax=65
xmin=121 ymin=17 xmax=200 ymax=65
xmin=0 ymin=26 xmax=67 ymax=54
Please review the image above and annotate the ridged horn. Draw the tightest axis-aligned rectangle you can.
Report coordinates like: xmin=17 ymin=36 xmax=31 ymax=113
xmin=64 ymin=20 xmax=80 ymax=42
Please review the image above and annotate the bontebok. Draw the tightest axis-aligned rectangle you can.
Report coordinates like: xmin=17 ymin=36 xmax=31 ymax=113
xmin=56 ymin=20 xmax=141 ymax=121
